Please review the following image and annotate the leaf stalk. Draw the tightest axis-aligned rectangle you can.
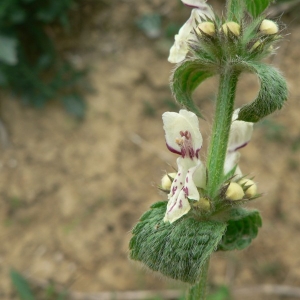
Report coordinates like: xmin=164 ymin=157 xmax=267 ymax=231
xmin=187 ymin=259 xmax=210 ymax=300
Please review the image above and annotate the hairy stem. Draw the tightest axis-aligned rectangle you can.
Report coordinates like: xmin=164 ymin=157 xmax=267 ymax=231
xmin=187 ymin=259 xmax=210 ymax=300
xmin=206 ymin=69 xmax=239 ymax=199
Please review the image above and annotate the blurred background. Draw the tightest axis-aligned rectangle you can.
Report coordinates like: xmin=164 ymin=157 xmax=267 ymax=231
xmin=0 ymin=0 xmax=300 ymax=299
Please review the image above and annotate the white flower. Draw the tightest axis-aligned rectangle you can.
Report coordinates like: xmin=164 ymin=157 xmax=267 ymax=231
xmin=162 ymin=110 xmax=206 ymax=223
xmin=162 ymin=109 xmax=253 ymax=223
xmin=224 ymin=109 xmax=254 ymax=178
xmin=168 ymin=0 xmax=214 ymax=63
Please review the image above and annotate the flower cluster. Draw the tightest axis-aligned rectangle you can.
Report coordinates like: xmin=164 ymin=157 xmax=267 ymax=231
xmin=162 ymin=109 xmax=255 ymax=223
xmin=168 ymin=0 xmax=280 ymax=64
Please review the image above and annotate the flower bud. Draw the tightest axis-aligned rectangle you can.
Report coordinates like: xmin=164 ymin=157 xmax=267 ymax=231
xmin=221 ymin=22 xmax=240 ymax=36
xmin=238 ymin=178 xmax=257 ymax=198
xmin=225 ymin=182 xmax=244 ymax=201
xmin=251 ymin=40 xmax=262 ymax=51
xmin=195 ymin=22 xmax=215 ymax=36
xmin=161 ymin=173 xmax=177 ymax=190
xmin=268 ymin=45 xmax=274 ymax=52
xmin=260 ymin=19 xmax=278 ymax=35
xmin=193 ymin=197 xmax=211 ymax=212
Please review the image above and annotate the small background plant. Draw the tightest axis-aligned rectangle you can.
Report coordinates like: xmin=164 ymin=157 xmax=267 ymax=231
xmin=10 ymin=270 xmax=67 ymax=300
xmin=0 ymin=0 xmax=90 ymax=118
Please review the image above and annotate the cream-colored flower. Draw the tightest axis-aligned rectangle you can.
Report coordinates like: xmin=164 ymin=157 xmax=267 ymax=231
xmin=224 ymin=109 xmax=254 ymax=179
xmin=162 ymin=108 xmax=253 ymax=222
xmin=168 ymin=0 xmax=214 ymax=63
xmin=162 ymin=110 xmax=206 ymax=223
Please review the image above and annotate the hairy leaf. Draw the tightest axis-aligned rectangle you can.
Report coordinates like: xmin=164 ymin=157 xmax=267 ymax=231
xmin=245 ymin=0 xmax=271 ymax=18
xmin=217 ymin=208 xmax=262 ymax=251
xmin=129 ymin=201 xmax=226 ymax=284
xmin=237 ymin=62 xmax=288 ymax=122
xmin=171 ymin=60 xmax=215 ymax=118
xmin=226 ymin=0 xmax=245 ymax=21
xmin=227 ymin=0 xmax=270 ymax=25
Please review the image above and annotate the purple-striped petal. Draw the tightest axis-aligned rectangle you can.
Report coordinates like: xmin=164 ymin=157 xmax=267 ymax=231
xmin=164 ymin=189 xmax=191 ymax=223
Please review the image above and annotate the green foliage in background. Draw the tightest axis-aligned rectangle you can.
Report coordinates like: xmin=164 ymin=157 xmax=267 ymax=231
xmin=0 ymin=0 xmax=89 ymax=117
xmin=10 ymin=269 xmax=67 ymax=300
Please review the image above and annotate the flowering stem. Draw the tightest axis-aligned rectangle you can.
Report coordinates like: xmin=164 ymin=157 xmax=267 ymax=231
xmin=187 ymin=259 xmax=210 ymax=300
xmin=206 ymin=69 xmax=239 ymax=199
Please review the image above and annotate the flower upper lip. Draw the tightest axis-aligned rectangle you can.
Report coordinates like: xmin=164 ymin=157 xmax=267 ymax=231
xmin=163 ymin=110 xmax=203 ymax=158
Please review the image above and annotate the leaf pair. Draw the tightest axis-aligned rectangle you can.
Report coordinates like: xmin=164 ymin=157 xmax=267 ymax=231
xmin=129 ymin=202 xmax=262 ymax=284
xmin=171 ymin=60 xmax=288 ymax=123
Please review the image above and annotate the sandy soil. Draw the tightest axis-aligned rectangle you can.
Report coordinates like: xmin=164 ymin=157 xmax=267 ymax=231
xmin=0 ymin=1 xmax=300 ymax=299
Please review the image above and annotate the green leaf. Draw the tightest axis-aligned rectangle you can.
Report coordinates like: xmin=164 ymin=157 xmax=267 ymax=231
xmin=237 ymin=62 xmax=288 ymax=123
xmin=217 ymin=208 xmax=262 ymax=251
xmin=129 ymin=201 xmax=226 ymax=284
xmin=245 ymin=0 xmax=271 ymax=18
xmin=10 ymin=270 xmax=35 ymax=300
xmin=226 ymin=0 xmax=245 ymax=21
xmin=227 ymin=0 xmax=271 ymax=21
xmin=171 ymin=60 xmax=215 ymax=118
xmin=0 ymin=35 xmax=18 ymax=65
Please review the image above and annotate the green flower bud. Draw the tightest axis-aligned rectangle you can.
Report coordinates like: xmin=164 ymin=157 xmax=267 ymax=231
xmin=251 ymin=40 xmax=262 ymax=51
xmin=195 ymin=22 xmax=215 ymax=36
xmin=238 ymin=178 xmax=257 ymax=198
xmin=161 ymin=173 xmax=177 ymax=190
xmin=225 ymin=182 xmax=244 ymax=201
xmin=260 ymin=19 xmax=278 ymax=35
xmin=221 ymin=22 xmax=240 ymax=36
